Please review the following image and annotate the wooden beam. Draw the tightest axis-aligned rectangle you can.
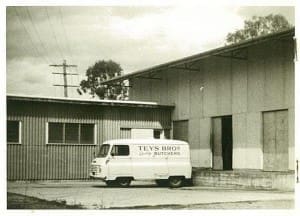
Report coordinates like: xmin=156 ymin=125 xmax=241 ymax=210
xmin=135 ymin=76 xmax=162 ymax=80
xmin=108 ymin=84 xmax=132 ymax=88
xmin=169 ymin=66 xmax=201 ymax=72
xmin=213 ymin=54 xmax=247 ymax=60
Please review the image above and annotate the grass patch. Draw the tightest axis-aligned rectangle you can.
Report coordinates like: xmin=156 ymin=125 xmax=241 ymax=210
xmin=7 ymin=192 xmax=84 ymax=209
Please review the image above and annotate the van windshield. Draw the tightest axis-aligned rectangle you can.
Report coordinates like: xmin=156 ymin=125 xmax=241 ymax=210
xmin=97 ymin=144 xmax=110 ymax=157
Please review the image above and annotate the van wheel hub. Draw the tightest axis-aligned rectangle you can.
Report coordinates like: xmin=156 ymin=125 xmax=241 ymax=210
xmin=117 ymin=178 xmax=131 ymax=187
xmin=169 ymin=177 xmax=183 ymax=188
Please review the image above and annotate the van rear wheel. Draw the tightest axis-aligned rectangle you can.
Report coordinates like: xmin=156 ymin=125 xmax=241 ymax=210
xmin=117 ymin=177 xmax=132 ymax=187
xmin=168 ymin=176 xmax=183 ymax=188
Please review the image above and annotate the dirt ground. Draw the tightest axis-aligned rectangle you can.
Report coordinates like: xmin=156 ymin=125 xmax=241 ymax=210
xmin=7 ymin=192 xmax=84 ymax=209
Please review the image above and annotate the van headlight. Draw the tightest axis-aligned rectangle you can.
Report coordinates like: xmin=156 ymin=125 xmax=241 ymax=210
xmin=91 ymin=165 xmax=101 ymax=173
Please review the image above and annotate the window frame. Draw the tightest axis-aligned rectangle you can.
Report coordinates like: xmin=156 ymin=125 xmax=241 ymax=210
xmin=7 ymin=120 xmax=22 ymax=144
xmin=46 ymin=122 xmax=97 ymax=145
xmin=111 ymin=145 xmax=130 ymax=157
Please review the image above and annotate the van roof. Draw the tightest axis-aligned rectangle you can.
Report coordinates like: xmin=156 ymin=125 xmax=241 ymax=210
xmin=103 ymin=139 xmax=188 ymax=145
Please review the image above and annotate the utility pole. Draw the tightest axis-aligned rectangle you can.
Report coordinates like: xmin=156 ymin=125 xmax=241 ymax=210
xmin=50 ymin=60 xmax=78 ymax=97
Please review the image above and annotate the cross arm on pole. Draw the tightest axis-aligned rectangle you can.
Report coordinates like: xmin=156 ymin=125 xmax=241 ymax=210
xmin=53 ymin=84 xmax=79 ymax=87
xmin=50 ymin=60 xmax=78 ymax=98
xmin=52 ymin=72 xmax=79 ymax=75
xmin=49 ymin=64 xmax=63 ymax=67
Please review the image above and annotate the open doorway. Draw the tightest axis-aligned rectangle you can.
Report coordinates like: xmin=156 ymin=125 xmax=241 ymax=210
xmin=212 ymin=116 xmax=233 ymax=170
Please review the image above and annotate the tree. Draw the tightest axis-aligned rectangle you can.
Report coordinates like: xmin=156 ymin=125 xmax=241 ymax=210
xmin=78 ymin=60 xmax=128 ymax=100
xmin=226 ymin=14 xmax=292 ymax=45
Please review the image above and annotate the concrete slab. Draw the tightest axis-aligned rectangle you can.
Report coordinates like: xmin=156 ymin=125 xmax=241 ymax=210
xmin=7 ymin=181 xmax=294 ymax=209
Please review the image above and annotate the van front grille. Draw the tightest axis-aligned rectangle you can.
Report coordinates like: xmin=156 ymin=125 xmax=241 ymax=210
xmin=91 ymin=165 xmax=100 ymax=173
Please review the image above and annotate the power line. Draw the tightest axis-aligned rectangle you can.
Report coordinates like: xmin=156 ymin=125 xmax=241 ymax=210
xmin=13 ymin=7 xmax=49 ymax=64
xmin=45 ymin=7 xmax=65 ymax=60
xmin=58 ymin=7 xmax=74 ymax=63
xmin=25 ymin=7 xmax=54 ymax=64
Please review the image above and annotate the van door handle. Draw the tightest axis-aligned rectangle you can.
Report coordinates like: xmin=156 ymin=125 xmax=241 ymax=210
xmin=105 ymin=159 xmax=110 ymax=164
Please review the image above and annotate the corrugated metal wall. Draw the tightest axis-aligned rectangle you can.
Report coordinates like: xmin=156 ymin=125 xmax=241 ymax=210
xmin=7 ymin=101 xmax=172 ymax=180
xmin=129 ymin=36 xmax=295 ymax=170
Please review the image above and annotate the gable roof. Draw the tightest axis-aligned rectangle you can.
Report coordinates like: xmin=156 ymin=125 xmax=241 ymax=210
xmin=101 ymin=28 xmax=294 ymax=85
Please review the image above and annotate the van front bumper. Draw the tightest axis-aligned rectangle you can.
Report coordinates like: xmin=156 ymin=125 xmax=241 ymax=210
xmin=90 ymin=164 xmax=106 ymax=180
xmin=89 ymin=174 xmax=106 ymax=181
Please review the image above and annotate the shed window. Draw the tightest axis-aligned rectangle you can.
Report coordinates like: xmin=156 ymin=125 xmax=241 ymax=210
xmin=154 ymin=129 xmax=170 ymax=139
xmin=48 ymin=122 xmax=95 ymax=144
xmin=80 ymin=124 xmax=94 ymax=144
xmin=48 ymin=123 xmax=64 ymax=143
xmin=111 ymin=145 xmax=129 ymax=156
xmin=7 ymin=120 xmax=21 ymax=143
xmin=65 ymin=123 xmax=79 ymax=144
xmin=154 ymin=130 xmax=162 ymax=139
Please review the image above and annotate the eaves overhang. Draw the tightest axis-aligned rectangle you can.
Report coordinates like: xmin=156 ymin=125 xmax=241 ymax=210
xmin=101 ymin=28 xmax=295 ymax=85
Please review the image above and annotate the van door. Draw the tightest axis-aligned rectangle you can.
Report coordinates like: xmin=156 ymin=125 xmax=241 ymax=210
xmin=107 ymin=145 xmax=132 ymax=179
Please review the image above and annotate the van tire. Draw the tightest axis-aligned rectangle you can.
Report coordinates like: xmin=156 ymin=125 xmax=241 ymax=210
xmin=117 ymin=177 xmax=132 ymax=187
xmin=155 ymin=179 xmax=168 ymax=187
xmin=105 ymin=180 xmax=117 ymax=187
xmin=168 ymin=176 xmax=184 ymax=188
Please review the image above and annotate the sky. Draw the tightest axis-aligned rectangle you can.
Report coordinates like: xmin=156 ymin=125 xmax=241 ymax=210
xmin=6 ymin=5 xmax=295 ymax=99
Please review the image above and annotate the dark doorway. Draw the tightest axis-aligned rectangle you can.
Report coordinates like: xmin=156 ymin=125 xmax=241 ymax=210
xmin=222 ymin=116 xmax=233 ymax=170
xmin=212 ymin=116 xmax=232 ymax=170
xmin=173 ymin=120 xmax=188 ymax=142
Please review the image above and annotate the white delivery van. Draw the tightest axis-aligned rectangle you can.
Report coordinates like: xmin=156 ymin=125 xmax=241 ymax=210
xmin=90 ymin=139 xmax=192 ymax=188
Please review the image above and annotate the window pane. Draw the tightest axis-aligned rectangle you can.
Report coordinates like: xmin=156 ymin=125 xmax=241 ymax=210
xmin=48 ymin=123 xmax=63 ymax=143
xmin=80 ymin=124 xmax=94 ymax=144
xmin=97 ymin=144 xmax=110 ymax=157
xmin=153 ymin=130 xmax=161 ymax=139
xmin=111 ymin=145 xmax=129 ymax=156
xmin=7 ymin=121 xmax=19 ymax=142
xmin=65 ymin=123 xmax=79 ymax=144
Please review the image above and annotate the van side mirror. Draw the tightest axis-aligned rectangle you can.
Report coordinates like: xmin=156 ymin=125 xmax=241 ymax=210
xmin=111 ymin=152 xmax=115 ymax=157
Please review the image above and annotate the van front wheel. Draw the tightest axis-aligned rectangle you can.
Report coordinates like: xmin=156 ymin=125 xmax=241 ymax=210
xmin=105 ymin=180 xmax=117 ymax=187
xmin=117 ymin=177 xmax=131 ymax=187
xmin=168 ymin=176 xmax=183 ymax=188
xmin=155 ymin=179 xmax=168 ymax=187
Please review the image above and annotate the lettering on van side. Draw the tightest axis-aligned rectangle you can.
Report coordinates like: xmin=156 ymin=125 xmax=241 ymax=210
xmin=137 ymin=145 xmax=181 ymax=156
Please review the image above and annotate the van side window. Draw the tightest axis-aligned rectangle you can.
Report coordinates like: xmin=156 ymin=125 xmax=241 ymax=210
xmin=111 ymin=145 xmax=129 ymax=156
